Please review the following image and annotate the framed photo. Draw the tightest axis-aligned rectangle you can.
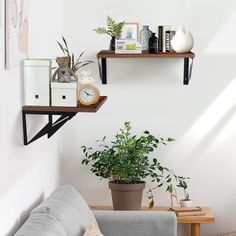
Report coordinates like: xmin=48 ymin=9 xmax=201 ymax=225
xmin=121 ymin=22 xmax=139 ymax=41
xmin=5 ymin=0 xmax=29 ymax=69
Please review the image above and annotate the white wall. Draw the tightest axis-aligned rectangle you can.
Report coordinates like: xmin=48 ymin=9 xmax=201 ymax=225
xmin=0 ymin=0 xmax=63 ymax=235
xmin=61 ymin=0 xmax=236 ymax=235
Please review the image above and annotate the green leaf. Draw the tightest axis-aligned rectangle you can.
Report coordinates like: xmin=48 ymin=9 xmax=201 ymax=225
xmin=62 ymin=36 xmax=69 ymax=52
xmin=167 ymin=178 xmax=172 ymax=183
xmin=78 ymin=50 xmax=86 ymax=61
xmin=56 ymin=41 xmax=65 ymax=54
xmin=94 ymin=27 xmax=107 ymax=34
xmin=167 ymin=137 xmax=175 ymax=142
xmin=72 ymin=53 xmax=75 ymax=68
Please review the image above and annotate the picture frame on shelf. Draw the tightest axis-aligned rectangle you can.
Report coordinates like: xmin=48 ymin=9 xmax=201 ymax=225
xmin=121 ymin=22 xmax=139 ymax=41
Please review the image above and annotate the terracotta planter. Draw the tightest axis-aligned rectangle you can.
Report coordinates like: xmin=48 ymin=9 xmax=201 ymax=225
xmin=108 ymin=181 xmax=145 ymax=210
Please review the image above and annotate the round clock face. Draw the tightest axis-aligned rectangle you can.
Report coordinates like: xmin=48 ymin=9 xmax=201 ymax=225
xmin=78 ymin=84 xmax=100 ymax=105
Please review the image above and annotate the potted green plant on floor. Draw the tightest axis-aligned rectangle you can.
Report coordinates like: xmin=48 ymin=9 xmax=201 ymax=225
xmin=82 ymin=121 xmax=189 ymax=210
xmin=94 ymin=16 xmax=125 ymax=50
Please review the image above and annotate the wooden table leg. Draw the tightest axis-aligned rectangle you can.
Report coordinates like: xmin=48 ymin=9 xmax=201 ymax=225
xmin=191 ymin=223 xmax=201 ymax=236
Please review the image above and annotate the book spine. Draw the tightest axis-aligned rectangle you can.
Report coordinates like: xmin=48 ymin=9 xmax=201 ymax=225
xmin=115 ymin=50 xmax=142 ymax=54
xmin=176 ymin=212 xmax=205 ymax=217
xmin=158 ymin=26 xmax=163 ymax=52
xmin=169 ymin=30 xmax=176 ymax=52
xmin=165 ymin=31 xmax=170 ymax=52
xmin=162 ymin=26 xmax=171 ymax=52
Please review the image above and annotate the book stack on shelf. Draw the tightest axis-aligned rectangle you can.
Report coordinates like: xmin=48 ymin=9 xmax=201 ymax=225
xmin=157 ymin=25 xmax=176 ymax=53
xmin=169 ymin=206 xmax=205 ymax=217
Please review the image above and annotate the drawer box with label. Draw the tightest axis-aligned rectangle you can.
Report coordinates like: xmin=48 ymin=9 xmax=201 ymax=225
xmin=24 ymin=59 xmax=51 ymax=106
xmin=51 ymin=81 xmax=78 ymax=107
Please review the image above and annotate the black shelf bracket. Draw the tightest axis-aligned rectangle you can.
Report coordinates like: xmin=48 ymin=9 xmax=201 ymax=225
xmin=98 ymin=58 xmax=107 ymax=84
xmin=22 ymin=111 xmax=77 ymax=145
xmin=183 ymin=57 xmax=194 ymax=85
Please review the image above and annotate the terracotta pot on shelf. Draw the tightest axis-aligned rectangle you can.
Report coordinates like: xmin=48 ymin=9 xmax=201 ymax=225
xmin=108 ymin=181 xmax=145 ymax=210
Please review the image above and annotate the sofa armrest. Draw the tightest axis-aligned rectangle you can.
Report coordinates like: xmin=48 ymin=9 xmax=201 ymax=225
xmin=94 ymin=211 xmax=177 ymax=236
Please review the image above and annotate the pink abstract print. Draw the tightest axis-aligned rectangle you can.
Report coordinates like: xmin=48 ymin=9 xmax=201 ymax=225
xmin=6 ymin=0 xmax=28 ymax=69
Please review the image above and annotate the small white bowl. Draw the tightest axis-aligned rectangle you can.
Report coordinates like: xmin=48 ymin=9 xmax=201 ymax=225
xmin=179 ymin=199 xmax=192 ymax=208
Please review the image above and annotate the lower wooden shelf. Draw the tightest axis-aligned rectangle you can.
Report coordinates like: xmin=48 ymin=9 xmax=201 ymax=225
xmin=22 ymin=96 xmax=107 ymax=145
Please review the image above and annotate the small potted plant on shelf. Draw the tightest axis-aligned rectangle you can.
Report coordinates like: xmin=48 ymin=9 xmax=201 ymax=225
xmin=56 ymin=36 xmax=94 ymax=74
xmin=94 ymin=16 xmax=125 ymax=50
xmin=81 ymin=121 xmax=189 ymax=210
xmin=178 ymin=180 xmax=191 ymax=207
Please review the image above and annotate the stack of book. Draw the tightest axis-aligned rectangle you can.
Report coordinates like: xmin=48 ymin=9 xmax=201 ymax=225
xmin=169 ymin=206 xmax=205 ymax=217
xmin=115 ymin=39 xmax=142 ymax=54
xmin=157 ymin=25 xmax=176 ymax=53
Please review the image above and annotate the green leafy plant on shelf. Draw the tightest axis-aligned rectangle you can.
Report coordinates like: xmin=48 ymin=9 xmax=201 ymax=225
xmin=82 ymin=121 xmax=189 ymax=209
xmin=56 ymin=36 xmax=94 ymax=73
xmin=94 ymin=16 xmax=125 ymax=38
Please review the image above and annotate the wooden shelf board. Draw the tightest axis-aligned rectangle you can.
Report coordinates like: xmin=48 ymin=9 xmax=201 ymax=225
xmin=97 ymin=50 xmax=195 ymax=59
xmin=22 ymin=96 xmax=107 ymax=113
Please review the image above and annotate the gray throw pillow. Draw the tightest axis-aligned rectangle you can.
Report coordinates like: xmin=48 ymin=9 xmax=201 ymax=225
xmin=31 ymin=185 xmax=97 ymax=236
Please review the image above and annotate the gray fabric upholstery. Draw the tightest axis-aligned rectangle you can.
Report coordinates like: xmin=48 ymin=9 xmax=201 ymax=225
xmin=14 ymin=185 xmax=177 ymax=236
xmin=94 ymin=211 xmax=177 ymax=236
xmin=31 ymin=185 xmax=97 ymax=236
xmin=14 ymin=212 xmax=67 ymax=236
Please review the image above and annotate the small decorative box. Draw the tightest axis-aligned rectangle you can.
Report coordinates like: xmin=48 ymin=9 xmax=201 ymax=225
xmin=51 ymin=81 xmax=78 ymax=107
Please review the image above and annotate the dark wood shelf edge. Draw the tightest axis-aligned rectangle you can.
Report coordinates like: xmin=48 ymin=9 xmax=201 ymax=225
xmin=22 ymin=96 xmax=107 ymax=113
xmin=22 ymin=96 xmax=107 ymax=145
xmin=97 ymin=50 xmax=195 ymax=59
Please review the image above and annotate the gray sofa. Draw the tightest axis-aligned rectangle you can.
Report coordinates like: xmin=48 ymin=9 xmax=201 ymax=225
xmin=14 ymin=185 xmax=177 ymax=236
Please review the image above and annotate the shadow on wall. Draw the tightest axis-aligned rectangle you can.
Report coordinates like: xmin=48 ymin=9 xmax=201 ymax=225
xmin=7 ymin=193 xmax=44 ymax=236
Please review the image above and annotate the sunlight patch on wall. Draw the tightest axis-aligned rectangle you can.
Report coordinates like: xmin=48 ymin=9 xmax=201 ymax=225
xmin=205 ymin=10 xmax=236 ymax=54
xmin=170 ymin=78 xmax=236 ymax=160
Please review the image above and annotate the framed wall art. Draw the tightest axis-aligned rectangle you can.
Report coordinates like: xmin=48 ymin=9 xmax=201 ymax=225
xmin=5 ymin=0 xmax=28 ymax=69
xmin=121 ymin=22 xmax=139 ymax=41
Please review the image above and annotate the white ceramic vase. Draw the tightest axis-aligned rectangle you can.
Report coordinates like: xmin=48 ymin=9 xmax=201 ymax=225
xmin=171 ymin=25 xmax=194 ymax=53
xmin=179 ymin=199 xmax=192 ymax=208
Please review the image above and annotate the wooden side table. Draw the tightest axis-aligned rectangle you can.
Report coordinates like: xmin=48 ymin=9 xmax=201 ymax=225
xmin=90 ymin=206 xmax=215 ymax=236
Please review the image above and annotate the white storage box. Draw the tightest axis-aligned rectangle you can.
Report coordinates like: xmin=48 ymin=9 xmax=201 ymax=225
xmin=51 ymin=81 xmax=78 ymax=107
xmin=24 ymin=59 xmax=51 ymax=106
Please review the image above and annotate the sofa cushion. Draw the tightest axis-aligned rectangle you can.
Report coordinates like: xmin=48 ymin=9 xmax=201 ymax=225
xmin=14 ymin=212 xmax=67 ymax=236
xmin=31 ymin=185 xmax=97 ymax=236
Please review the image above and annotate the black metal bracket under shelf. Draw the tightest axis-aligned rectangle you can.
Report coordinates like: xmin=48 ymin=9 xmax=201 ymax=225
xmin=22 ymin=110 xmax=77 ymax=145
xmin=183 ymin=57 xmax=194 ymax=85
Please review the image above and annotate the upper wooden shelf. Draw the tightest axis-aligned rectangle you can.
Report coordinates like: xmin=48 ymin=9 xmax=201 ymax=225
xmin=97 ymin=50 xmax=195 ymax=85
xmin=22 ymin=96 xmax=107 ymax=114
xmin=97 ymin=50 xmax=195 ymax=59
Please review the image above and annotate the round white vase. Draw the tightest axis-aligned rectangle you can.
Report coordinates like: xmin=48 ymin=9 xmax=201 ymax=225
xmin=171 ymin=25 xmax=194 ymax=53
